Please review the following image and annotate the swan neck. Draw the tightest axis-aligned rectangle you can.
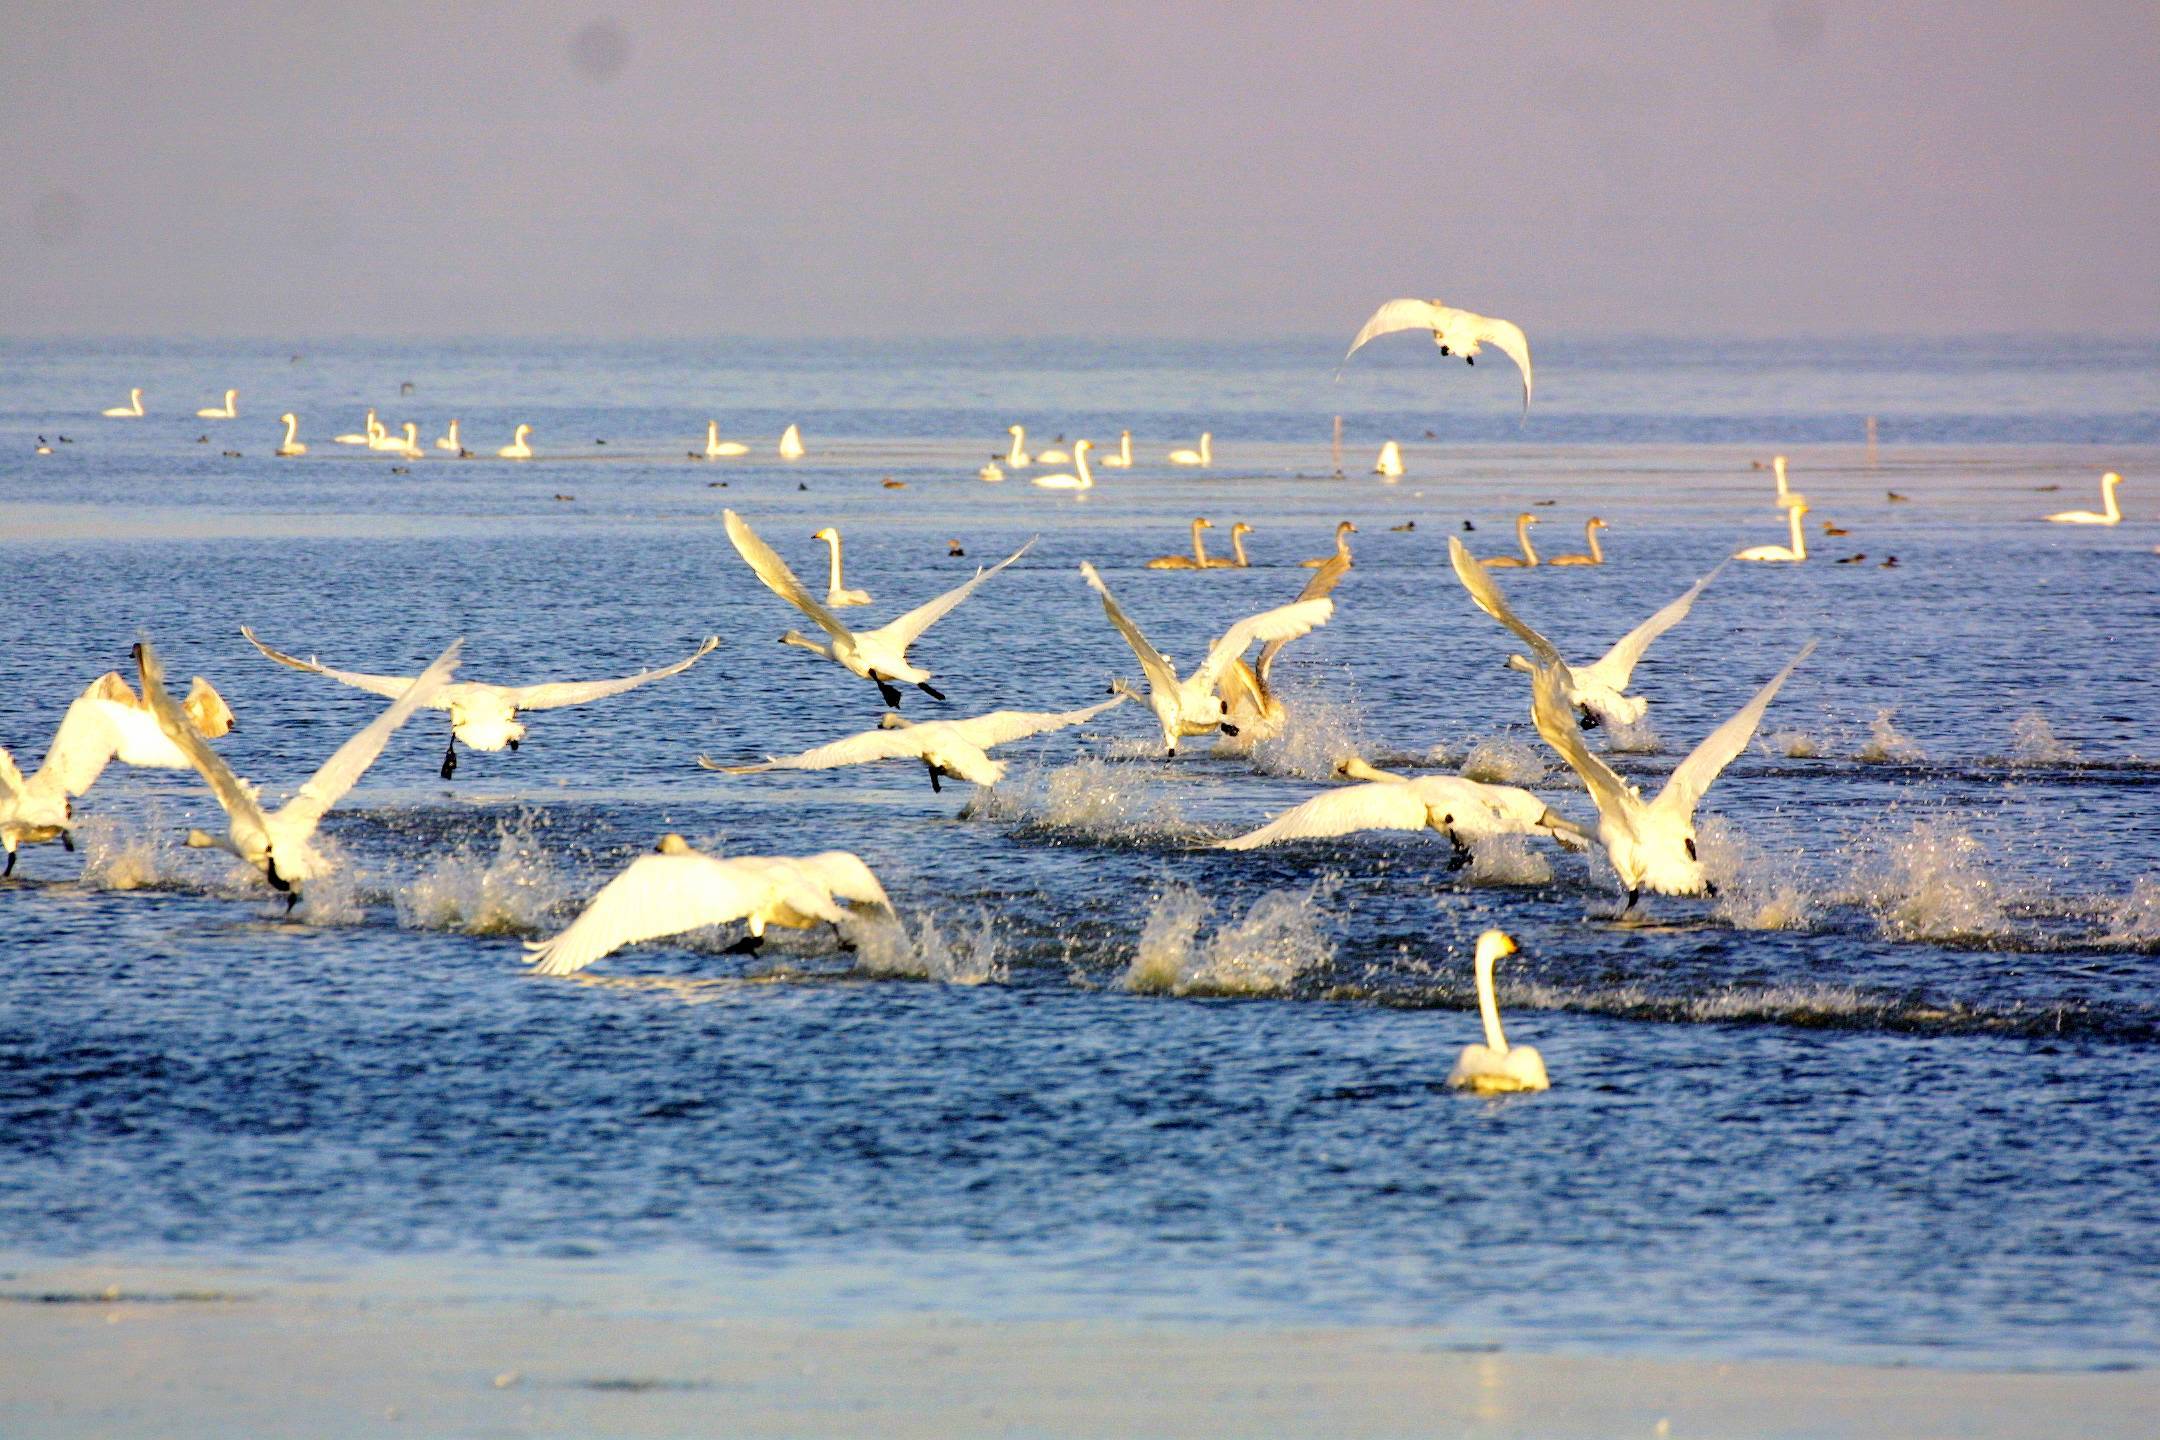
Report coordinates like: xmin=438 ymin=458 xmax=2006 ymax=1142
xmin=1191 ymin=520 xmax=1209 ymax=565
xmin=1586 ymin=523 xmax=1603 ymax=563
xmin=1475 ymin=951 xmax=1509 ymax=1053
xmin=823 ymin=534 xmax=845 ymax=591
xmin=1119 ymin=430 xmax=1132 ymax=462
xmin=1789 ymin=506 xmax=1806 ymax=557
xmin=1517 ymin=515 xmax=1538 ymax=564
xmin=2103 ymin=475 xmax=2121 ymax=520
xmin=1200 ymin=433 xmax=1211 ymax=463
xmin=1232 ymin=531 xmax=1248 ymax=565
xmin=1076 ymin=445 xmax=1092 ymax=484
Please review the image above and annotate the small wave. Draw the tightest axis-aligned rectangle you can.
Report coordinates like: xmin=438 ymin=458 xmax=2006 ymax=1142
xmin=1123 ymin=880 xmax=1336 ymax=996
xmin=963 ymin=758 xmax=1192 ymax=842
xmin=1855 ymin=708 xmax=1925 ymax=763
xmin=394 ymin=814 xmax=574 ymax=936
xmin=1459 ymin=734 xmax=1547 ymax=784
xmin=852 ymin=908 xmax=1006 ymax=984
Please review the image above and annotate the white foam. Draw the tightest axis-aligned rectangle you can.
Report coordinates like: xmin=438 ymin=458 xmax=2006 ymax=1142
xmin=1758 ymin=728 xmax=1823 ymax=759
xmin=1459 ymin=734 xmax=1548 ymax=784
xmin=394 ymin=816 xmax=574 ymax=936
xmin=963 ymin=758 xmax=1190 ymax=841
xmin=1122 ymin=880 xmax=1336 ymax=996
xmin=852 ymin=908 xmax=1007 ymax=984
xmin=1855 ymin=707 xmax=1925 ymax=763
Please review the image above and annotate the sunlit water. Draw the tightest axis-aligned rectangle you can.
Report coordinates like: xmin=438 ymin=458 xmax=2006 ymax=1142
xmin=3 ymin=337 xmax=2157 ymax=1369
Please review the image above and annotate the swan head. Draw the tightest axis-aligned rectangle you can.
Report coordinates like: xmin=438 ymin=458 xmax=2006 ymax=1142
xmin=1474 ymin=929 xmax=1518 ymax=970
xmin=1340 ymin=521 xmax=1357 ymax=536
xmin=1230 ymin=522 xmax=1252 ymax=536
xmin=1518 ymin=513 xmax=1539 ymax=526
xmin=1587 ymin=516 xmax=1606 ymax=531
xmin=2102 ymin=471 xmax=2123 ymax=488
xmin=1332 ymin=756 xmax=1397 ymax=783
xmin=1505 ymin=653 xmax=1534 ymax=673
xmin=655 ymin=833 xmax=693 ymax=855
xmin=813 ymin=527 xmax=839 ymax=543
xmin=1193 ymin=517 xmax=1213 ymax=529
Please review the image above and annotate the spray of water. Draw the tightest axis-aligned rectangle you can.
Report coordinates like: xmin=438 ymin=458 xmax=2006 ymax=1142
xmin=1758 ymin=728 xmax=1824 ymax=759
xmin=1241 ymin=688 xmax=1371 ymax=781
xmin=2094 ymin=877 xmax=2160 ymax=948
xmin=1459 ymin=734 xmax=1548 ymax=784
xmin=1855 ymin=708 xmax=1925 ymax=763
xmin=963 ymin=758 xmax=1190 ymax=841
xmin=1462 ymin=833 xmax=1553 ymax=886
xmin=73 ymin=808 xmax=186 ymax=891
xmin=852 ymin=908 xmax=1007 ymax=984
xmin=2007 ymin=711 xmax=2082 ymax=766
xmin=1122 ymin=879 xmax=1337 ymax=996
xmin=1696 ymin=813 xmax=1814 ymax=931
xmin=394 ymin=814 xmax=574 ymax=935
xmin=1847 ymin=817 xmax=2014 ymax=943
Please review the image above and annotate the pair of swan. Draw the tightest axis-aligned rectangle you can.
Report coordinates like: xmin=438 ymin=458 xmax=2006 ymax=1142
xmin=102 ymin=388 xmax=144 ymax=417
xmin=699 ymin=421 xmax=749 ymax=459
xmin=1033 ymin=439 xmax=1094 ymax=490
xmin=1735 ymin=503 xmax=1809 ymax=562
xmin=196 ymin=389 xmax=238 ymax=419
xmin=1167 ymin=433 xmax=1212 ymax=467
xmin=778 ymin=424 xmax=805 ymax=460
xmin=725 ymin=510 xmax=1033 ymax=708
xmin=1374 ymin=441 xmax=1404 ymax=478
xmin=1219 ymin=756 xmax=1588 ymax=859
xmin=704 ymin=694 xmax=1127 ymax=792
xmin=2045 ymin=472 xmax=2125 ymax=524
xmin=1449 ymin=535 xmax=1719 ymax=729
xmin=525 ymin=836 xmax=894 ymax=976
xmin=1449 ymin=930 xmax=1549 ymax=1093
xmin=277 ymin=414 xmax=307 ymax=456
xmin=1146 ymin=519 xmax=1252 ymax=570
xmin=372 ymin=422 xmax=423 ymax=459
xmin=499 ymin=424 xmax=533 ymax=459
xmin=1339 ymin=298 xmax=1534 ymax=415
xmin=240 ymin=627 xmax=719 ymax=780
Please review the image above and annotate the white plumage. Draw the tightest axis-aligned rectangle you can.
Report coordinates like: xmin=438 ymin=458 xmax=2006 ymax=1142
xmin=1339 ymin=298 xmax=1533 ymax=414
xmin=702 ymin=695 xmax=1128 ymax=792
xmin=1447 ymin=930 xmax=1550 ymax=1093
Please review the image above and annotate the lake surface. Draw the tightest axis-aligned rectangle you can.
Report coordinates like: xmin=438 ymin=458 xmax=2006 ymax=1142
xmin=2 ymin=336 xmax=2157 ymax=1370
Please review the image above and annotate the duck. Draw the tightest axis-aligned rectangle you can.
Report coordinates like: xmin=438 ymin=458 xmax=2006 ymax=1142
xmin=498 ymin=423 xmax=534 ymax=460
xmin=1203 ymin=522 xmax=1253 ymax=569
xmin=778 ymin=423 xmax=805 ymax=459
xmin=703 ymin=695 xmax=1128 ymax=792
xmin=2044 ymin=472 xmax=2125 ymax=525
xmin=195 ymin=389 xmax=238 ymax=419
xmin=1373 ymin=441 xmax=1404 ymax=478
xmin=1031 ymin=438 xmax=1095 ymax=491
xmin=1338 ymin=298 xmax=1534 ymax=414
xmin=1146 ymin=518 xmax=1214 ymax=570
xmin=1546 ymin=517 xmax=1607 ymax=566
xmin=812 ymin=527 xmax=874 ymax=607
xmin=1447 ymin=930 xmax=1550 ymax=1093
xmin=701 ymin=421 xmax=749 ymax=459
xmin=101 ymin=388 xmax=145 ymax=418
xmin=1299 ymin=521 xmax=1357 ymax=570
xmin=1219 ymin=758 xmax=1587 ymax=860
xmin=276 ymin=413 xmax=307 ymax=456
xmin=1167 ymin=432 xmax=1213 ymax=467
xmin=1735 ymin=503 xmax=1808 ymax=562
xmin=1480 ymin=514 xmax=1540 ymax=568
xmin=1099 ymin=430 xmax=1135 ymax=469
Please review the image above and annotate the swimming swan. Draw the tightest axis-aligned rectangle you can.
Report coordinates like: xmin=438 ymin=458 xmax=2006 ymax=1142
xmin=978 ymin=461 xmax=1004 ymax=482
xmin=1529 ymin=640 xmax=1815 ymax=910
xmin=196 ymin=389 xmax=238 ymax=419
xmin=1147 ymin=518 xmax=1213 ymax=570
xmin=1299 ymin=521 xmax=1357 ymax=571
xmin=2044 ymin=472 xmax=2124 ymax=525
xmin=525 ymin=836 xmax=894 ymax=975
xmin=813 ymin=527 xmax=873 ymax=607
xmin=436 ymin=419 xmax=462 ymax=453
xmin=241 ymin=627 xmax=719 ymax=780
xmin=1080 ymin=562 xmax=1332 ymax=756
xmin=1204 ymin=522 xmax=1253 ymax=569
xmin=701 ymin=421 xmax=749 ymax=459
xmin=1735 ymin=503 xmax=1808 ymax=561
xmin=1099 ymin=430 xmax=1135 ymax=468
xmin=778 ymin=424 xmax=805 ymax=459
xmin=1771 ymin=455 xmax=1808 ymax=512
xmin=1220 ymin=756 xmax=1587 ymax=858
xmin=335 ymin=411 xmax=380 ymax=446
xmin=1547 ymin=517 xmax=1606 ymax=566
xmin=498 ymin=424 xmax=533 ymax=459
xmin=1339 ymin=298 xmax=1533 ymax=415
xmin=1374 ymin=441 xmax=1404 ymax=478
xmin=1031 ymin=438 xmax=1094 ymax=490
xmin=384 ymin=422 xmax=422 ymax=459
xmin=276 ymin=413 xmax=308 ymax=457
xmin=1167 ymin=432 xmax=1212 ymax=467
xmin=725 ymin=509 xmax=1034 ymax=707
xmin=1449 ymin=535 xmax=1720 ymax=729
xmin=701 ymin=695 xmax=1128 ymax=792
xmin=102 ymin=388 xmax=144 ymax=418
xmin=1036 ymin=444 xmax=1072 ymax=465
xmin=1003 ymin=426 xmax=1033 ymax=468
xmin=1447 ymin=930 xmax=1549 ymax=1093
xmin=1481 ymin=514 xmax=1541 ymax=568
xmin=137 ymin=634 xmax=461 ymax=905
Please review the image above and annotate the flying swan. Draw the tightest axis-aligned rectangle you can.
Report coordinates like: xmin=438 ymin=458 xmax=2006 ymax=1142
xmin=701 ymin=694 xmax=1128 ymax=791
xmin=1447 ymin=929 xmax=1549 ymax=1093
xmin=1338 ymin=298 xmax=1533 ymax=414
xmin=1219 ymin=756 xmax=1588 ymax=861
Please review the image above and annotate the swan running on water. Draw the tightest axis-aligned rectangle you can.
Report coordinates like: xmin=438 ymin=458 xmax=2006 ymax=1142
xmin=1529 ymin=641 xmax=1816 ymax=911
xmin=196 ymin=389 xmax=238 ymax=419
xmin=1147 ymin=518 xmax=1213 ymax=570
xmin=2044 ymin=472 xmax=2124 ymax=525
xmin=1219 ymin=757 xmax=1587 ymax=860
xmin=1031 ymin=438 xmax=1094 ymax=491
xmin=1339 ymin=298 xmax=1533 ymax=414
xmin=1449 ymin=535 xmax=1721 ymax=729
xmin=1167 ymin=432 xmax=1212 ymax=467
xmin=137 ymin=634 xmax=461 ymax=907
xmin=276 ymin=413 xmax=307 ymax=457
xmin=241 ymin=627 xmax=718 ymax=780
xmin=1735 ymin=502 xmax=1808 ymax=562
xmin=102 ymin=388 xmax=144 ymax=418
xmin=1448 ymin=930 xmax=1549 ymax=1093
xmin=1547 ymin=517 xmax=1606 ymax=566
xmin=525 ymin=836 xmax=894 ymax=976
xmin=1480 ymin=514 xmax=1540 ymax=568
xmin=813 ymin=527 xmax=873 ymax=607
xmin=1217 ymin=542 xmax=1353 ymax=748
xmin=725 ymin=510 xmax=1034 ymax=708
xmin=703 ymin=695 xmax=1128 ymax=792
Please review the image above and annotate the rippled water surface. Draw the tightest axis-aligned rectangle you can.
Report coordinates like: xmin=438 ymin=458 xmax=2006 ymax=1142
xmin=3 ymin=337 xmax=2157 ymax=1368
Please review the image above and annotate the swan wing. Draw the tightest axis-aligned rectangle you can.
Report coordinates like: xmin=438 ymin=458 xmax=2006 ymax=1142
xmin=945 ymin=694 xmax=1129 ymax=750
xmin=1338 ymin=298 xmax=1447 ymax=374
xmin=1530 ymin=661 xmax=1639 ymax=826
xmin=1448 ymin=537 xmax=1566 ymax=670
xmin=723 ymin=510 xmax=852 ymax=644
xmin=1461 ymin=310 xmax=1534 ymax=413
xmin=699 ymin=725 xmax=931 ymax=774
xmin=1217 ymin=658 xmax=1267 ymax=717
xmin=1218 ymin=782 xmax=1431 ymax=849
xmin=1579 ymin=563 xmax=1725 ymax=693
xmin=0 ymin=745 xmax=22 ymax=801
xmin=781 ymin=851 xmax=893 ymax=912
xmin=1258 ymin=555 xmax=1354 ymax=682
xmin=1080 ymin=563 xmax=1182 ymax=697
xmin=137 ymin=638 xmax=270 ymax=835
xmin=280 ymin=639 xmax=463 ymax=832
xmin=1191 ymin=598 xmax=1335 ymax=695
xmin=526 ymin=851 xmax=775 ymax=976
xmin=1654 ymin=641 xmax=1815 ymax=822
xmin=868 ymin=536 xmax=1037 ymax=651
xmin=34 ymin=691 xmax=124 ymax=797
xmin=241 ymin=626 xmax=426 ymax=705
xmin=505 ymin=636 xmax=721 ymax=711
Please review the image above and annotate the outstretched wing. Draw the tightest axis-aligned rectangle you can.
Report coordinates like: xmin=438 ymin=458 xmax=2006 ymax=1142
xmin=1337 ymin=298 xmax=1447 ymax=374
xmin=1448 ymin=536 xmax=1565 ymax=669
xmin=1462 ymin=310 xmax=1534 ymax=414
xmin=1529 ymin=660 xmax=1639 ymax=829
xmin=1654 ymin=641 xmax=1816 ymax=823
xmin=870 ymin=536 xmax=1037 ymax=651
xmin=698 ymin=725 xmax=929 ymax=774
xmin=1579 ymin=563 xmax=1725 ymax=694
xmin=34 ymin=690 xmax=124 ymax=797
xmin=1217 ymin=658 xmax=1267 ymax=718
xmin=241 ymin=626 xmax=428 ymax=705
xmin=1080 ymin=562 xmax=1182 ymax=698
xmin=526 ymin=851 xmax=773 ymax=976
xmin=507 ymin=637 xmax=721 ymax=711
xmin=784 ymin=851 xmax=894 ymax=912
xmin=1258 ymin=553 xmax=1353 ymax=684
xmin=138 ymin=637 xmax=271 ymax=837
xmin=1192 ymin=598 xmax=1335 ymax=694
xmin=281 ymin=639 xmax=462 ymax=831
xmin=724 ymin=510 xmax=852 ymax=644
xmin=945 ymin=694 xmax=1129 ymax=749
xmin=1218 ymin=782 xmax=1432 ymax=850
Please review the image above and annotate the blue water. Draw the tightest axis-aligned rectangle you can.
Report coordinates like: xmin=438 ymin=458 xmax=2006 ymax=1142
xmin=3 ymin=337 xmax=2157 ymax=1370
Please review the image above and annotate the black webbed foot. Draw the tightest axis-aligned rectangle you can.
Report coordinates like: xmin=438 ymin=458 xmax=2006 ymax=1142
xmin=61 ymin=832 xmax=75 ymax=852
xmin=507 ymin=738 xmax=519 ymax=751
xmin=440 ymin=740 xmax=459 ymax=779
xmin=1703 ymin=880 xmax=1720 ymax=898
xmin=925 ymin=759 xmax=943 ymax=793
xmin=284 ymin=890 xmax=299 ymax=915
xmin=1622 ymin=888 xmax=1640 ymax=914
xmin=3 ymin=851 xmax=15 ymax=877
xmin=1578 ymin=710 xmax=1601 ymax=730
xmin=723 ymin=932 xmax=764 ymax=955
xmin=875 ymin=678 xmax=903 ymax=708
xmin=917 ymin=681 xmax=946 ymax=701
xmin=1438 ymin=345 xmax=1451 ymax=357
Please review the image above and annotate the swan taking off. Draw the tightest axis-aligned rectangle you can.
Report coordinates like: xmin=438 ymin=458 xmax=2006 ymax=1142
xmin=1481 ymin=514 xmax=1541 ymax=568
xmin=1099 ymin=430 xmax=1135 ymax=468
xmin=1002 ymin=425 xmax=1032 ymax=467
xmin=1339 ymin=299 xmax=1533 ymax=415
xmin=702 ymin=421 xmax=749 ymax=459
xmin=2044 ymin=472 xmax=2124 ymax=524
xmin=812 ymin=527 xmax=873 ymax=607
xmin=1547 ymin=517 xmax=1606 ymax=566
xmin=1147 ymin=518 xmax=1213 ymax=570
xmin=1167 ymin=432 xmax=1212 ymax=467
xmin=1080 ymin=562 xmax=1332 ymax=756
xmin=1529 ymin=641 xmax=1815 ymax=910
xmin=725 ymin=509 xmax=1033 ymax=708
xmin=137 ymin=634 xmax=461 ymax=905
xmin=702 ymin=694 xmax=1127 ymax=792
xmin=1449 ymin=535 xmax=1720 ymax=729
xmin=525 ymin=836 xmax=894 ymax=975
xmin=1735 ymin=503 xmax=1809 ymax=562
xmin=276 ymin=413 xmax=307 ymax=457
xmin=1217 ymin=543 xmax=1353 ymax=748
xmin=196 ymin=389 xmax=238 ymax=419
xmin=335 ymin=411 xmax=380 ymax=446
xmin=1447 ymin=930 xmax=1549 ymax=1094
xmin=778 ymin=424 xmax=806 ymax=459
xmin=498 ymin=424 xmax=533 ymax=459
xmin=102 ymin=388 xmax=144 ymax=418
xmin=1374 ymin=441 xmax=1404 ymax=478
xmin=1031 ymin=438 xmax=1094 ymax=491
xmin=1220 ymin=757 xmax=1587 ymax=861
xmin=241 ymin=627 xmax=718 ymax=780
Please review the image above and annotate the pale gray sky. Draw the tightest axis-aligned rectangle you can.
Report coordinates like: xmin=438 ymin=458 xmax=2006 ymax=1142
xmin=6 ymin=1 xmax=2155 ymax=338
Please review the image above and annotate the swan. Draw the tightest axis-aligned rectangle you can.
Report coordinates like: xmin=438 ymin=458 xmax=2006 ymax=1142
xmin=701 ymin=695 xmax=1128 ymax=792
xmin=1146 ymin=518 xmax=1213 ymax=570
xmin=1167 ymin=432 xmax=1212 ymax=467
xmin=1338 ymin=298 xmax=1533 ymax=415
xmin=1447 ymin=930 xmax=1549 ymax=1093
xmin=241 ymin=627 xmax=719 ymax=780
xmin=276 ymin=413 xmax=308 ymax=457
xmin=1204 ymin=522 xmax=1253 ymax=569
xmin=725 ymin=509 xmax=1033 ymax=707
xmin=101 ymin=388 xmax=144 ymax=418
xmin=335 ymin=410 xmax=380 ymax=446
xmin=1529 ymin=641 xmax=1815 ymax=910
xmin=702 ymin=421 xmax=749 ymax=459
xmin=196 ymin=389 xmax=238 ymax=419
xmin=778 ymin=423 xmax=805 ymax=459
xmin=1449 ymin=535 xmax=1720 ymax=729
xmin=78 ymin=671 xmax=237 ymax=769
xmin=1036 ymin=443 xmax=1072 ymax=465
xmin=1099 ymin=430 xmax=1135 ymax=468
xmin=498 ymin=423 xmax=533 ymax=460
xmin=1031 ymin=438 xmax=1094 ymax=491
xmin=1220 ymin=757 xmax=1587 ymax=858
xmin=1002 ymin=425 xmax=1032 ymax=467
xmin=436 ymin=419 xmax=462 ymax=453
xmin=1300 ymin=520 xmax=1357 ymax=570
xmin=1481 ymin=514 xmax=1541 ymax=568
xmin=1374 ymin=441 xmax=1404 ymax=478
xmin=978 ymin=461 xmax=1004 ymax=482
xmin=383 ymin=422 xmax=423 ymax=459
xmin=524 ymin=836 xmax=894 ymax=976
xmin=813 ymin=527 xmax=873 ymax=607
xmin=136 ymin=634 xmax=461 ymax=905
xmin=1547 ymin=517 xmax=1606 ymax=566
xmin=2045 ymin=472 xmax=2124 ymax=525
xmin=1771 ymin=455 xmax=1808 ymax=511
xmin=1079 ymin=562 xmax=1332 ymax=755
xmin=1735 ymin=502 xmax=1808 ymax=561
xmin=1217 ymin=545 xmax=1354 ymax=748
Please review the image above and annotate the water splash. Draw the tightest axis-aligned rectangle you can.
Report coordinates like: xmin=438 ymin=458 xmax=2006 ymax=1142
xmin=853 ymin=908 xmax=1006 ymax=984
xmin=394 ymin=815 xmax=574 ymax=936
xmin=1855 ymin=708 xmax=1925 ymax=763
xmin=1123 ymin=880 xmax=1336 ymax=996
xmin=1759 ymin=728 xmax=1823 ymax=759
xmin=1848 ymin=818 xmax=2014 ymax=943
xmin=2007 ymin=711 xmax=2082 ymax=766
xmin=2094 ymin=877 xmax=2160 ymax=948
xmin=1239 ymin=687 xmax=1371 ymax=781
xmin=1602 ymin=717 xmax=1661 ymax=754
xmin=963 ymin=758 xmax=1190 ymax=841
xmin=1462 ymin=834 xmax=1552 ymax=886
xmin=73 ymin=809 xmax=186 ymax=891
xmin=1696 ymin=814 xmax=1814 ymax=931
xmin=1459 ymin=734 xmax=1548 ymax=784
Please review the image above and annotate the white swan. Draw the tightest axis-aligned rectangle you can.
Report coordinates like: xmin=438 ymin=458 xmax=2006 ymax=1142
xmin=498 ymin=423 xmax=533 ymax=460
xmin=1031 ymin=438 xmax=1094 ymax=491
xmin=1147 ymin=518 xmax=1213 ymax=570
xmin=1771 ymin=455 xmax=1808 ymax=511
xmin=1220 ymin=757 xmax=1587 ymax=858
xmin=1216 ymin=542 xmax=1354 ymax=749
xmin=778 ymin=423 xmax=805 ymax=459
xmin=241 ymin=627 xmax=718 ymax=780
xmin=276 ymin=413 xmax=308 ymax=457
xmin=1339 ymin=298 xmax=1533 ymax=414
xmin=1547 ymin=517 xmax=1606 ymax=566
xmin=1374 ymin=441 xmax=1404 ymax=478
xmin=101 ymin=388 xmax=144 ymax=418
xmin=1481 ymin=514 xmax=1541 ymax=568
xmin=1735 ymin=502 xmax=1808 ymax=562
xmin=1080 ymin=562 xmax=1332 ymax=755
xmin=1099 ymin=430 xmax=1134 ymax=468
xmin=335 ymin=411 xmax=380 ymax=446
xmin=1529 ymin=641 xmax=1815 ymax=910
xmin=1448 ymin=930 xmax=1549 ymax=1093
xmin=78 ymin=671 xmax=237 ymax=769
xmin=1002 ymin=425 xmax=1032 ymax=467
xmin=1204 ymin=522 xmax=1253 ymax=569
xmin=436 ymin=419 xmax=462 ymax=453
xmin=136 ymin=634 xmax=461 ymax=904
xmin=701 ymin=695 xmax=1128 ymax=792
xmin=725 ymin=509 xmax=1033 ymax=707
xmin=1036 ymin=443 xmax=1072 ymax=465
xmin=813 ymin=527 xmax=873 ymax=607
xmin=702 ymin=421 xmax=749 ymax=459
xmin=2044 ymin=472 xmax=2124 ymax=525
xmin=383 ymin=422 xmax=423 ymax=459
xmin=1167 ymin=432 xmax=1212 ymax=467
xmin=1449 ymin=535 xmax=1720 ymax=729
xmin=524 ymin=836 xmax=894 ymax=976
xmin=977 ymin=461 xmax=1005 ymax=483
xmin=196 ymin=389 xmax=238 ymax=419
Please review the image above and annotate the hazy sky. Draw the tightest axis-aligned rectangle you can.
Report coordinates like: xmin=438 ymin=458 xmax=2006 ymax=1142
xmin=6 ymin=1 xmax=2155 ymax=338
